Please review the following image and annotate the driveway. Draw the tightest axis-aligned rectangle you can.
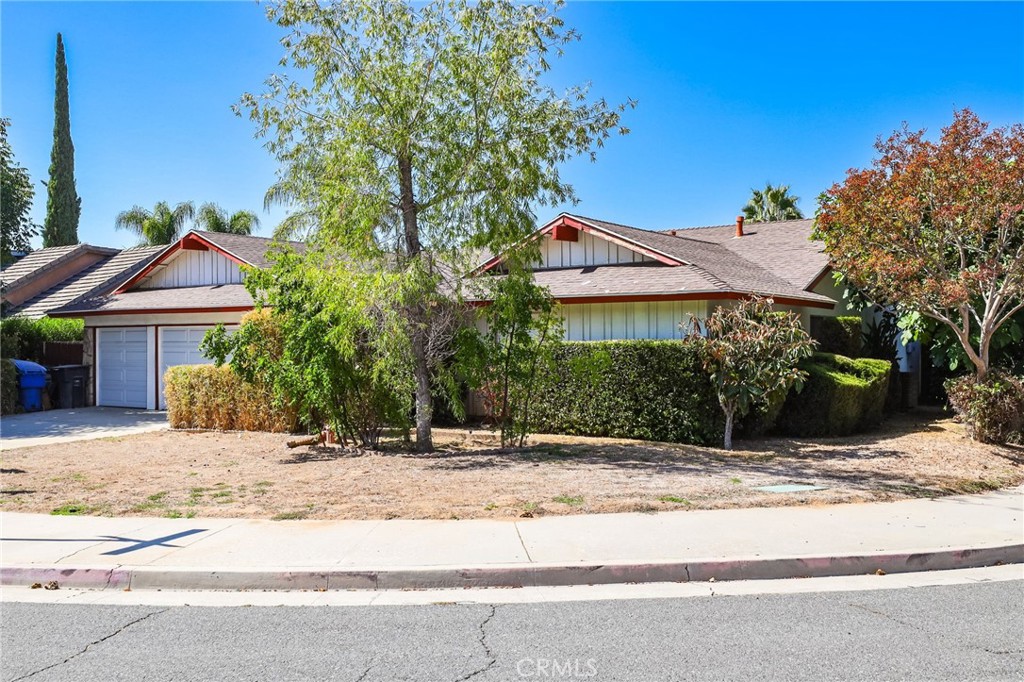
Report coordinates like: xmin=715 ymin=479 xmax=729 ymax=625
xmin=0 ymin=407 xmax=168 ymax=451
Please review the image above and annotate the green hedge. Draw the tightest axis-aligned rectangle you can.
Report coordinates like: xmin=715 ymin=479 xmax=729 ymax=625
xmin=164 ymin=365 xmax=297 ymax=433
xmin=813 ymin=316 xmax=863 ymax=357
xmin=1 ymin=359 xmax=18 ymax=415
xmin=0 ymin=316 xmax=84 ymax=362
xmin=529 ymin=340 xmax=723 ymax=445
xmin=776 ymin=352 xmax=891 ymax=437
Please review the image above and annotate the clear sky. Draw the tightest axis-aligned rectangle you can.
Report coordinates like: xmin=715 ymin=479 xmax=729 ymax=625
xmin=2 ymin=1 xmax=1022 ymax=249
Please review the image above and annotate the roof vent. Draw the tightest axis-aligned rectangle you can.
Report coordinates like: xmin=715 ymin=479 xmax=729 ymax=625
xmin=668 ymin=230 xmax=677 ymax=236
xmin=735 ymin=216 xmax=745 ymax=238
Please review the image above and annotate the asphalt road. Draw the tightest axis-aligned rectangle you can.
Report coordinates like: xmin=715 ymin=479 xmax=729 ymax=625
xmin=2 ymin=581 xmax=1022 ymax=681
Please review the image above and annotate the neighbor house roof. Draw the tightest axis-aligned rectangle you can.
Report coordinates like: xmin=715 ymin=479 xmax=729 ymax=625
xmin=471 ymin=214 xmax=834 ymax=307
xmin=7 ymin=246 xmax=164 ymax=319
xmin=1 ymin=244 xmax=119 ymax=293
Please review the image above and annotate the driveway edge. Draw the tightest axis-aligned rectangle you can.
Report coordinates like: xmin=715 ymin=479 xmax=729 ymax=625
xmin=3 ymin=544 xmax=1020 ymax=592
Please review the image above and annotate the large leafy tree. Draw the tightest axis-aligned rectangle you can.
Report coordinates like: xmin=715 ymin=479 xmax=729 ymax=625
xmin=194 ymin=202 xmax=260 ymax=235
xmin=240 ymin=0 xmax=631 ymax=451
xmin=115 ymin=201 xmax=195 ymax=246
xmin=816 ymin=109 xmax=1024 ymax=379
xmin=694 ymin=297 xmax=815 ymax=450
xmin=742 ymin=183 xmax=803 ymax=222
xmin=42 ymin=33 xmax=80 ymax=247
xmin=1 ymin=119 xmax=37 ymax=266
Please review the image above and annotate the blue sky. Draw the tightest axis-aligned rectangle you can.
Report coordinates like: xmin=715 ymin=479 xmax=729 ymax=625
xmin=2 ymin=1 xmax=1022 ymax=248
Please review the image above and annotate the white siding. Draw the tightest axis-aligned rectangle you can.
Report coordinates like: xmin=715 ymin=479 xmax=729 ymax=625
xmin=560 ymin=300 xmax=705 ymax=341
xmin=538 ymin=232 xmax=653 ymax=268
xmin=139 ymin=250 xmax=243 ymax=289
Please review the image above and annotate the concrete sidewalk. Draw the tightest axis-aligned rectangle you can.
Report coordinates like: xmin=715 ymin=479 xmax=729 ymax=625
xmin=2 ymin=487 xmax=1021 ymax=591
xmin=0 ymin=407 xmax=167 ymax=451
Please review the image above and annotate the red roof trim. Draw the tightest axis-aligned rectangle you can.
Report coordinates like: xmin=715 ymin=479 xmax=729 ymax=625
xmin=469 ymin=291 xmax=835 ymax=310
xmin=49 ymin=305 xmax=254 ymax=318
xmin=114 ymin=231 xmax=249 ymax=293
xmin=473 ymin=214 xmax=685 ymax=274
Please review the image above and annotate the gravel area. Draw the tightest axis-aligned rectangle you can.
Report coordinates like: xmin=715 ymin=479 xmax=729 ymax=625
xmin=1 ymin=409 xmax=1020 ymax=520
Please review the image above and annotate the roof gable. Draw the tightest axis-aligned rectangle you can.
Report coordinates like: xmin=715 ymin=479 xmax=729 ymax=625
xmin=475 ymin=214 xmax=687 ymax=274
xmin=116 ymin=231 xmax=305 ymax=293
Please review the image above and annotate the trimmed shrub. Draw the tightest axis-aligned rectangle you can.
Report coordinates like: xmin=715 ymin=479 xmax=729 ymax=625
xmin=0 ymin=316 xmax=83 ymax=362
xmin=164 ymin=364 xmax=297 ymax=433
xmin=945 ymin=371 xmax=1024 ymax=444
xmin=529 ymin=340 xmax=723 ymax=445
xmin=813 ymin=316 xmax=863 ymax=358
xmin=776 ymin=352 xmax=891 ymax=437
xmin=1 ymin=359 xmax=19 ymax=415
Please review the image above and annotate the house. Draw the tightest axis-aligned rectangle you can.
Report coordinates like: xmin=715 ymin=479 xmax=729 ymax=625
xmin=49 ymin=230 xmax=303 ymax=409
xmin=469 ymin=213 xmax=847 ymax=339
xmin=48 ymin=213 xmax=849 ymax=412
xmin=1 ymin=243 xmax=162 ymax=318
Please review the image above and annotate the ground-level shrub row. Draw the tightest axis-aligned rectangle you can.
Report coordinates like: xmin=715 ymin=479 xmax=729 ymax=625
xmin=528 ymin=340 xmax=725 ymax=446
xmin=775 ymin=352 xmax=892 ymax=437
xmin=164 ymin=364 xmax=298 ymax=433
xmin=1 ymin=358 xmax=19 ymax=415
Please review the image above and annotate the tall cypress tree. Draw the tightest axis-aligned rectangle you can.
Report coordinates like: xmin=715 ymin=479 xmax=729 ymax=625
xmin=42 ymin=32 xmax=80 ymax=247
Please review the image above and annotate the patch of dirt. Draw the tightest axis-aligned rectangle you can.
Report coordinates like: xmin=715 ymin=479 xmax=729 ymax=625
xmin=1 ymin=409 xmax=1020 ymax=520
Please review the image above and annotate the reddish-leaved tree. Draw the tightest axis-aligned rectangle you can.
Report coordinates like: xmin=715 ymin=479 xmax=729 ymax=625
xmin=816 ymin=109 xmax=1024 ymax=379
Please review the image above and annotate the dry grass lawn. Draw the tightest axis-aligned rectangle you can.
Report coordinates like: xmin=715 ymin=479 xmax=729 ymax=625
xmin=1 ymin=409 xmax=1021 ymax=520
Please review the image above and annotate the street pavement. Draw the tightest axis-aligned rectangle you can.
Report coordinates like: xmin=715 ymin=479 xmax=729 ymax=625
xmin=2 ymin=579 xmax=1022 ymax=681
xmin=0 ymin=407 xmax=167 ymax=450
xmin=2 ymin=486 xmax=1021 ymax=590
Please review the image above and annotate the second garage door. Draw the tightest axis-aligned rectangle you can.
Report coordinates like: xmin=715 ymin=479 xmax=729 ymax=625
xmin=159 ymin=326 xmax=218 ymax=409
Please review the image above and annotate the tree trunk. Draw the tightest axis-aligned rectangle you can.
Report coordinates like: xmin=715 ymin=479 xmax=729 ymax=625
xmin=411 ymin=324 xmax=433 ymax=452
xmin=723 ymin=408 xmax=735 ymax=450
xmin=398 ymin=151 xmax=432 ymax=452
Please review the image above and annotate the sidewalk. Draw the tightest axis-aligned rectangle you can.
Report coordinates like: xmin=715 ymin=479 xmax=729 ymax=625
xmin=2 ymin=487 xmax=1021 ymax=591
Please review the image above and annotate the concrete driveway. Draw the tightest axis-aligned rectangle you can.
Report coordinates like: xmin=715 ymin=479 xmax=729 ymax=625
xmin=0 ymin=407 xmax=168 ymax=451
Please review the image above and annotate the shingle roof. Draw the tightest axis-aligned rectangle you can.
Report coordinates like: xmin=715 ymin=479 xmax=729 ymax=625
xmin=8 ymin=246 xmax=164 ymax=319
xmin=0 ymin=244 xmax=119 ymax=292
xmin=51 ymin=284 xmax=254 ymax=315
xmin=515 ymin=214 xmax=832 ymax=304
xmin=663 ymin=218 xmax=828 ymax=291
xmin=190 ymin=230 xmax=305 ymax=268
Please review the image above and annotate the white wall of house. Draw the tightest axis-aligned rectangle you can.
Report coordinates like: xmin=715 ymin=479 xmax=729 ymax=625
xmin=537 ymin=231 xmax=654 ymax=269
xmin=559 ymin=300 xmax=706 ymax=341
xmin=138 ymin=250 xmax=243 ymax=289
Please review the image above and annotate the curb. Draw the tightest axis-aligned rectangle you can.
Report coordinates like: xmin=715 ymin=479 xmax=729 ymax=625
xmin=3 ymin=544 xmax=1021 ymax=592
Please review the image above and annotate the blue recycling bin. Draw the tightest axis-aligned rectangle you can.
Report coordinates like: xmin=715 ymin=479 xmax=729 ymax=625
xmin=12 ymin=360 xmax=48 ymax=412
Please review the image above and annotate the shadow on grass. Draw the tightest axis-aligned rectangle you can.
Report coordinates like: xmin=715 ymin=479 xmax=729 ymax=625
xmin=275 ymin=409 xmax=1020 ymax=498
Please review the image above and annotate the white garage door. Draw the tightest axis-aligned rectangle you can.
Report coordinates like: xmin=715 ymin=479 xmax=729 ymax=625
xmin=159 ymin=326 xmax=220 ymax=409
xmin=97 ymin=328 xmax=149 ymax=408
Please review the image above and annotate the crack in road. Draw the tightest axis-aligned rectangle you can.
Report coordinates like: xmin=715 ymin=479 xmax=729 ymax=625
xmin=10 ymin=608 xmax=168 ymax=682
xmin=848 ymin=602 xmax=1023 ymax=657
xmin=354 ymin=656 xmax=375 ymax=682
xmin=454 ymin=604 xmax=498 ymax=682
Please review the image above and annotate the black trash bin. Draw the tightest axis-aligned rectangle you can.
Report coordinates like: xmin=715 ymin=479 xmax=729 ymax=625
xmin=49 ymin=364 xmax=90 ymax=409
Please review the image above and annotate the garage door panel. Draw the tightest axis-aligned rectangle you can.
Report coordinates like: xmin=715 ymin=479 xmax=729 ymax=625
xmin=97 ymin=328 xmax=150 ymax=408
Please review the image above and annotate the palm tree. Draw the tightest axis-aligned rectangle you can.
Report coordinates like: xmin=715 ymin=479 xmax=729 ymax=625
xmin=741 ymin=183 xmax=804 ymax=223
xmin=115 ymin=201 xmax=195 ymax=245
xmin=194 ymin=202 xmax=260 ymax=235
